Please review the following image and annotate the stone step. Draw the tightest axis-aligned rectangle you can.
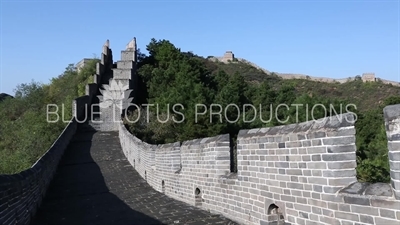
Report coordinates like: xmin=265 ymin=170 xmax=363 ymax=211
xmin=116 ymin=61 xmax=135 ymax=69
xmin=121 ymin=50 xmax=135 ymax=61
xmin=112 ymin=68 xmax=133 ymax=79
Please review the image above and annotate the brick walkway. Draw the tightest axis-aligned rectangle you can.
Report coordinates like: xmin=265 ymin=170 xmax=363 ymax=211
xmin=31 ymin=128 xmax=237 ymax=225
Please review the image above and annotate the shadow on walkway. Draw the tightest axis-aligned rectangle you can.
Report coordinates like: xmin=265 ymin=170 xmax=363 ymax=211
xmin=31 ymin=127 xmax=164 ymax=225
xmin=31 ymin=125 xmax=235 ymax=225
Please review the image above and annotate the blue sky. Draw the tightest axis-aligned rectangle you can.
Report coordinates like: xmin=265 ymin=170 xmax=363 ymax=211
xmin=1 ymin=0 xmax=399 ymax=95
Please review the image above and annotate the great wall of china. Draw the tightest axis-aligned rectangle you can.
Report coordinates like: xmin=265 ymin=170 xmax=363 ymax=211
xmin=208 ymin=51 xmax=400 ymax=86
xmin=77 ymin=48 xmax=400 ymax=87
xmin=1 ymin=38 xmax=400 ymax=225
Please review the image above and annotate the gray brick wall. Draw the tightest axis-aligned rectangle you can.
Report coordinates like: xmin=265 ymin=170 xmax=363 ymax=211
xmin=119 ymin=111 xmax=400 ymax=225
xmin=0 ymin=119 xmax=78 ymax=225
xmin=0 ymin=39 xmax=108 ymax=223
xmin=384 ymin=104 xmax=400 ymax=200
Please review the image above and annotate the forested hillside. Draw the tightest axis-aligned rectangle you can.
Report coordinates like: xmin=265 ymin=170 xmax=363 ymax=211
xmin=0 ymin=59 xmax=98 ymax=174
xmin=1 ymin=38 xmax=399 ymax=184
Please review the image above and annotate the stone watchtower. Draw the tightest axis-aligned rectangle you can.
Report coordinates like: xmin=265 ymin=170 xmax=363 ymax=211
xmin=362 ymin=73 xmax=376 ymax=82
xmin=75 ymin=58 xmax=95 ymax=73
xmin=90 ymin=38 xmax=138 ymax=131
xmin=221 ymin=51 xmax=234 ymax=62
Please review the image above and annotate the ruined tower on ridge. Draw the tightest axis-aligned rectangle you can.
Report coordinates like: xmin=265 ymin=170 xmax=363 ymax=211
xmin=222 ymin=51 xmax=234 ymax=62
xmin=362 ymin=73 xmax=376 ymax=82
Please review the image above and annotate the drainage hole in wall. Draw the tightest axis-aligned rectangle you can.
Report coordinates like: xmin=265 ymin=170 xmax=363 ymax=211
xmin=267 ymin=204 xmax=285 ymax=224
xmin=195 ymin=188 xmax=202 ymax=207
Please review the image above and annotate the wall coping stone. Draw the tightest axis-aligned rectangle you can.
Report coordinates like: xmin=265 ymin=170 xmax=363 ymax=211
xmin=384 ymin=104 xmax=400 ymax=141
xmin=181 ymin=134 xmax=230 ymax=146
xmin=238 ymin=113 xmax=355 ymax=139
xmin=384 ymin=104 xmax=400 ymax=121
xmin=158 ymin=142 xmax=181 ymax=149
xmin=339 ymin=182 xmax=394 ymax=199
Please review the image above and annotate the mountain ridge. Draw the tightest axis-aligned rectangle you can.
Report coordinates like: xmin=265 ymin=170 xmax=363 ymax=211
xmin=208 ymin=51 xmax=400 ymax=86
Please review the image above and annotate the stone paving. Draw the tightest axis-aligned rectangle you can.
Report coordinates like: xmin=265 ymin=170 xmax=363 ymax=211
xmin=31 ymin=127 xmax=237 ymax=225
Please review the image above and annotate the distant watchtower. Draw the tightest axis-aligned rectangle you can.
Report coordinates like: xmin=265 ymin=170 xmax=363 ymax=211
xmin=221 ymin=51 xmax=234 ymax=62
xmin=76 ymin=58 xmax=95 ymax=73
xmin=362 ymin=73 xmax=376 ymax=82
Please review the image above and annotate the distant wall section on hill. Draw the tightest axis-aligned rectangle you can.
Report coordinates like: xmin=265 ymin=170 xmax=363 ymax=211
xmin=208 ymin=52 xmax=400 ymax=86
xmin=119 ymin=107 xmax=400 ymax=225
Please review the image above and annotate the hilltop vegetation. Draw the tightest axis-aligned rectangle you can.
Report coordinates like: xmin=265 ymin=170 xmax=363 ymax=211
xmin=1 ymin=38 xmax=399 ymax=184
xmin=0 ymin=59 xmax=98 ymax=174
xmin=283 ymin=78 xmax=400 ymax=112
xmin=203 ymin=59 xmax=400 ymax=113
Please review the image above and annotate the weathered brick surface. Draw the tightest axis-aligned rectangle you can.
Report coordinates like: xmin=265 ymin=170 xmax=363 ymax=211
xmin=94 ymin=39 xmax=138 ymax=132
xmin=30 ymin=130 xmax=236 ymax=225
xmin=0 ymin=120 xmax=77 ymax=225
xmin=119 ymin=112 xmax=400 ymax=225
xmin=384 ymin=104 xmax=400 ymax=201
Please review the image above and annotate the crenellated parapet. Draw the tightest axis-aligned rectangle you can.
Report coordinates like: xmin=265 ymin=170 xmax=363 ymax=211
xmin=112 ymin=38 xmax=137 ymax=90
xmin=93 ymin=38 xmax=138 ymax=131
xmin=93 ymin=39 xmax=114 ymax=91
xmin=71 ymin=38 xmax=139 ymax=131
xmin=119 ymin=109 xmax=400 ymax=225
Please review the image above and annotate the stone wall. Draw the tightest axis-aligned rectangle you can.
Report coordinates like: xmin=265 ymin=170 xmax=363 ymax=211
xmin=75 ymin=38 xmax=138 ymax=132
xmin=278 ymin=73 xmax=400 ymax=87
xmin=207 ymin=52 xmax=400 ymax=87
xmin=92 ymin=38 xmax=137 ymax=132
xmin=119 ymin=108 xmax=400 ymax=225
xmin=362 ymin=73 xmax=376 ymax=82
xmin=378 ymin=78 xmax=400 ymax=87
xmin=237 ymin=58 xmax=271 ymax=75
xmin=0 ymin=82 xmax=95 ymax=224
xmin=75 ymin=58 xmax=95 ymax=73
xmin=384 ymin=104 xmax=400 ymax=200
xmin=86 ymin=40 xmax=113 ymax=104
xmin=0 ymin=120 xmax=78 ymax=225
xmin=277 ymin=73 xmax=353 ymax=84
